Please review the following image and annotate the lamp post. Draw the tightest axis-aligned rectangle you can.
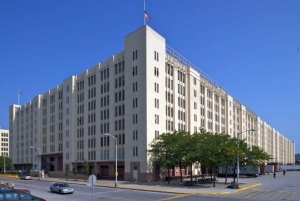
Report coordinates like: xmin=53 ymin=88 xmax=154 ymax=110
xmin=3 ymin=154 xmax=5 ymax=174
xmin=236 ymin=128 xmax=256 ymax=188
xmin=30 ymin=146 xmax=41 ymax=180
xmin=104 ymin=133 xmax=118 ymax=187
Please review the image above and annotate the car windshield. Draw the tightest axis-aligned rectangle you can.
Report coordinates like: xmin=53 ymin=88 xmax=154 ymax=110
xmin=58 ymin=184 xmax=69 ymax=187
xmin=0 ymin=187 xmax=10 ymax=191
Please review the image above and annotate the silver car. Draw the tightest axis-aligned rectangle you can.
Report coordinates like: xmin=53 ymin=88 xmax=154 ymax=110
xmin=50 ymin=183 xmax=74 ymax=194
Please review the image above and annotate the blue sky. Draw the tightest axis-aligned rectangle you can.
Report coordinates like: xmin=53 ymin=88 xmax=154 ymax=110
xmin=0 ymin=1 xmax=299 ymax=153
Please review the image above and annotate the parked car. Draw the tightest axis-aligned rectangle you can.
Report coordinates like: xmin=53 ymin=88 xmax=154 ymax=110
xmin=0 ymin=190 xmax=45 ymax=201
xmin=20 ymin=174 xmax=32 ymax=180
xmin=0 ymin=184 xmax=31 ymax=194
xmin=50 ymin=183 xmax=74 ymax=194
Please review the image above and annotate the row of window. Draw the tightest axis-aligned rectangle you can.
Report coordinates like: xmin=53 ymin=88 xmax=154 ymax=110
xmin=100 ymin=122 xmax=109 ymax=134
xmin=115 ymin=119 xmax=125 ymax=131
xmin=101 ymin=95 xmax=110 ymax=107
xmin=100 ymin=109 xmax=110 ymax=120
xmin=88 ymin=138 xmax=96 ymax=148
xmin=88 ymin=74 xmax=96 ymax=87
xmin=101 ymin=82 xmax=110 ymax=94
xmin=88 ymin=100 xmax=96 ymax=111
xmin=88 ymin=88 xmax=96 ymax=99
xmin=166 ymin=120 xmax=174 ymax=131
xmin=88 ymin=113 xmax=96 ymax=123
xmin=101 ymin=68 xmax=110 ymax=81
xmin=88 ymin=125 xmax=96 ymax=135
xmin=115 ymin=105 xmax=125 ymax=117
xmin=115 ymin=76 xmax=124 ymax=88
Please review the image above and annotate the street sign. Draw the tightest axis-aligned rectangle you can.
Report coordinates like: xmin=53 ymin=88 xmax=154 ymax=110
xmin=115 ymin=172 xmax=118 ymax=177
xmin=88 ymin=174 xmax=97 ymax=185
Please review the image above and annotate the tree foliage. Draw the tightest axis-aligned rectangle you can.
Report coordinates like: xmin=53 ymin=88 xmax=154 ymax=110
xmin=0 ymin=156 xmax=13 ymax=172
xmin=148 ymin=129 xmax=271 ymax=186
xmin=82 ymin=160 xmax=89 ymax=181
xmin=72 ymin=161 xmax=78 ymax=181
xmin=65 ymin=164 xmax=70 ymax=180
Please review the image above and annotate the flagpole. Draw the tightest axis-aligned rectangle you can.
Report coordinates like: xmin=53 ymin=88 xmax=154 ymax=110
xmin=144 ymin=0 xmax=146 ymax=25
xmin=18 ymin=87 xmax=20 ymax=105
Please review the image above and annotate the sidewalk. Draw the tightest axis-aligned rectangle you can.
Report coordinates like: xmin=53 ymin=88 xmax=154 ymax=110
xmin=31 ymin=176 xmax=261 ymax=195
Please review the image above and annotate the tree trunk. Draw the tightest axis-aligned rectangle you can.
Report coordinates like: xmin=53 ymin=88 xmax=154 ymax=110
xmin=190 ymin=164 xmax=193 ymax=182
xmin=225 ymin=165 xmax=228 ymax=185
xmin=179 ymin=160 xmax=183 ymax=183
xmin=167 ymin=167 xmax=171 ymax=184
xmin=213 ymin=170 xmax=216 ymax=187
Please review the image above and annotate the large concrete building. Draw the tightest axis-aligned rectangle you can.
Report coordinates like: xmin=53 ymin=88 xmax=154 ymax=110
xmin=0 ymin=128 xmax=9 ymax=157
xmin=9 ymin=26 xmax=295 ymax=181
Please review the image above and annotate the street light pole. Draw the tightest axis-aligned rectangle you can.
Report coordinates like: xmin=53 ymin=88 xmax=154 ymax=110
xmin=3 ymin=154 xmax=5 ymax=174
xmin=105 ymin=133 xmax=118 ymax=187
xmin=236 ymin=128 xmax=255 ymax=188
xmin=30 ymin=146 xmax=41 ymax=180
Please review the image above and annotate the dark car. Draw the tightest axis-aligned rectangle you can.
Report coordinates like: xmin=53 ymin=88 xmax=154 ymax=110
xmin=50 ymin=183 xmax=74 ymax=194
xmin=0 ymin=184 xmax=31 ymax=194
xmin=0 ymin=190 xmax=45 ymax=201
xmin=20 ymin=174 xmax=32 ymax=180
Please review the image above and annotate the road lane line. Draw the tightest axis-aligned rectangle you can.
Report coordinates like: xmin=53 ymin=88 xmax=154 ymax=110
xmin=276 ymin=191 xmax=291 ymax=201
xmin=158 ymin=194 xmax=191 ymax=201
xmin=286 ymin=187 xmax=300 ymax=201
xmin=245 ymin=190 xmax=262 ymax=199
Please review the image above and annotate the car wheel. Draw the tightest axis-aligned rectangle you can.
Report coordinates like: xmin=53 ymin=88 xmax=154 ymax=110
xmin=59 ymin=190 xmax=62 ymax=194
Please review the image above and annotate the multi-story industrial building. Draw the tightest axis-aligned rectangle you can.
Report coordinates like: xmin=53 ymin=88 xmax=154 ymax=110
xmin=9 ymin=26 xmax=295 ymax=181
xmin=0 ymin=128 xmax=9 ymax=157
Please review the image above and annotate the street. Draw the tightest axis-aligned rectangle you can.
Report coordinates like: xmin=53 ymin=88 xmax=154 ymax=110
xmin=1 ymin=171 xmax=300 ymax=201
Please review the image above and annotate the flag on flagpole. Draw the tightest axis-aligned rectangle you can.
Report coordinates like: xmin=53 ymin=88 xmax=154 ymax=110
xmin=144 ymin=11 xmax=150 ymax=22
xmin=19 ymin=92 xmax=22 ymax=96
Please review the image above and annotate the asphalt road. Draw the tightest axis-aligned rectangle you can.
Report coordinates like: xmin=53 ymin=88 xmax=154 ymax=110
xmin=1 ymin=171 xmax=300 ymax=201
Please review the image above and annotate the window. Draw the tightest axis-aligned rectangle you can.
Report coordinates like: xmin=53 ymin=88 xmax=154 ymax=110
xmin=155 ymin=114 xmax=159 ymax=124
xmin=133 ymin=66 xmax=137 ymax=76
xmin=133 ymin=50 xmax=137 ymax=60
xmin=154 ymin=51 xmax=159 ymax=61
xmin=154 ymin=67 xmax=159 ymax=77
xmin=133 ymin=98 xmax=138 ymax=108
xmin=133 ymin=82 xmax=138 ymax=92
xmin=155 ymin=98 xmax=159 ymax=108
xmin=155 ymin=130 xmax=159 ymax=139
xmin=133 ymin=130 xmax=138 ymax=140
xmin=133 ymin=146 xmax=138 ymax=156
xmin=154 ymin=83 xmax=159 ymax=92
xmin=133 ymin=114 xmax=138 ymax=124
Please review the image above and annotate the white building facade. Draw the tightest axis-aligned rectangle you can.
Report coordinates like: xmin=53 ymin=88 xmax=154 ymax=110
xmin=0 ymin=129 xmax=9 ymax=157
xmin=9 ymin=26 xmax=295 ymax=181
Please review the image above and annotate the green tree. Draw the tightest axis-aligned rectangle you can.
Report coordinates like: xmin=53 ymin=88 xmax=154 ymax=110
xmin=0 ymin=156 xmax=13 ymax=172
xmin=240 ymin=145 xmax=272 ymax=167
xmin=65 ymin=164 xmax=70 ymax=180
xmin=171 ymin=131 xmax=192 ymax=183
xmin=72 ymin=161 xmax=78 ymax=181
xmin=82 ymin=160 xmax=89 ymax=181
xmin=148 ymin=132 xmax=178 ymax=184
xmin=217 ymin=136 xmax=240 ymax=184
xmin=194 ymin=131 xmax=232 ymax=186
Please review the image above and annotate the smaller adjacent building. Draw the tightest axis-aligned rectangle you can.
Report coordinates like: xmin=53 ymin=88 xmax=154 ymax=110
xmin=295 ymin=153 xmax=300 ymax=165
xmin=0 ymin=128 xmax=9 ymax=157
